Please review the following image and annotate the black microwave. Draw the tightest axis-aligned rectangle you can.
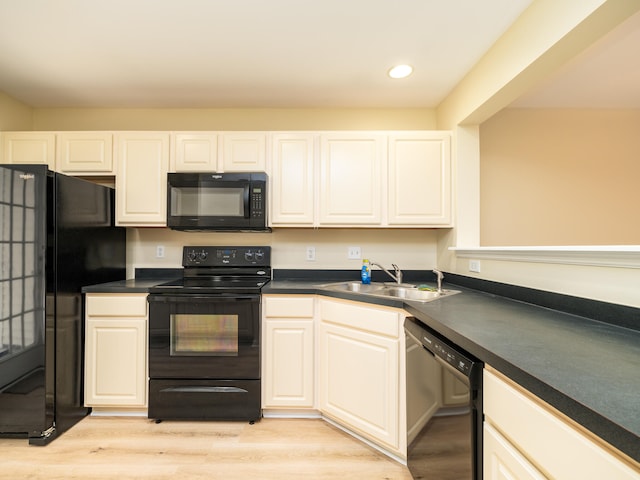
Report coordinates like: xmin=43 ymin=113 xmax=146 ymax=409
xmin=167 ymin=172 xmax=270 ymax=232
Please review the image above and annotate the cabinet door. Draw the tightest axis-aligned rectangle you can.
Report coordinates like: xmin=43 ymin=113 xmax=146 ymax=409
xmin=319 ymin=321 xmax=399 ymax=449
xmin=85 ymin=317 xmax=147 ymax=407
xmin=387 ymin=132 xmax=451 ymax=225
xmin=220 ymin=132 xmax=267 ymax=172
xmin=484 ymin=368 xmax=640 ymax=480
xmin=1 ymin=132 xmax=56 ymax=168
xmin=115 ymin=132 xmax=169 ymax=226
xmin=263 ymin=319 xmax=315 ymax=408
xmin=56 ymin=132 xmax=114 ymax=175
xmin=270 ymin=133 xmax=316 ymax=226
xmin=319 ymin=133 xmax=385 ymax=225
xmin=263 ymin=295 xmax=315 ymax=409
xmin=484 ymin=423 xmax=547 ymax=480
xmin=171 ymin=132 xmax=218 ymax=172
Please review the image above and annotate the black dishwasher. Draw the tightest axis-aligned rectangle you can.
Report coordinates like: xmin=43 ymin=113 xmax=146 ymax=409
xmin=404 ymin=317 xmax=483 ymax=480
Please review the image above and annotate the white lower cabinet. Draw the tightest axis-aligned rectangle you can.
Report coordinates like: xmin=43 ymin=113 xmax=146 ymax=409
xmin=262 ymin=295 xmax=316 ymax=409
xmin=484 ymin=368 xmax=640 ymax=480
xmin=318 ymin=298 xmax=405 ymax=457
xmin=84 ymin=293 xmax=148 ymax=408
xmin=484 ymin=422 xmax=547 ymax=480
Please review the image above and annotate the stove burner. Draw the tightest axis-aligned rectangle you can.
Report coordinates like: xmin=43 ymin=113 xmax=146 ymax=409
xmin=150 ymin=246 xmax=271 ymax=295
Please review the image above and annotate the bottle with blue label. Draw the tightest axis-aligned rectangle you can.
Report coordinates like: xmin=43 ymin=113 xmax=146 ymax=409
xmin=361 ymin=259 xmax=371 ymax=284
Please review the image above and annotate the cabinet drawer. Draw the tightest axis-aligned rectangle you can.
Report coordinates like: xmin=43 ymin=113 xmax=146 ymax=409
xmin=86 ymin=293 xmax=148 ymax=317
xmin=320 ymin=298 xmax=401 ymax=337
xmin=264 ymin=295 xmax=315 ymax=318
xmin=484 ymin=369 xmax=640 ymax=480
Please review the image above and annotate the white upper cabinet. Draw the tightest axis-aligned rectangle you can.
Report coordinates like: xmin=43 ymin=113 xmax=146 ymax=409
xmin=319 ymin=133 xmax=385 ymax=226
xmin=56 ymin=132 xmax=114 ymax=175
xmin=271 ymin=131 xmax=452 ymax=228
xmin=1 ymin=132 xmax=56 ymax=169
xmin=388 ymin=132 xmax=451 ymax=226
xmin=220 ymin=132 xmax=267 ymax=172
xmin=170 ymin=132 xmax=218 ymax=172
xmin=114 ymin=132 xmax=170 ymax=226
xmin=270 ymin=133 xmax=316 ymax=226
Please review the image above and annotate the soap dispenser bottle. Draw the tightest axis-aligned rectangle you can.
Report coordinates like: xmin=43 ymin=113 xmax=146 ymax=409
xmin=361 ymin=259 xmax=371 ymax=284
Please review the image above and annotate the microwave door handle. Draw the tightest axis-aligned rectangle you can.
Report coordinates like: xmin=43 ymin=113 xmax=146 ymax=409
xmin=243 ymin=184 xmax=250 ymax=218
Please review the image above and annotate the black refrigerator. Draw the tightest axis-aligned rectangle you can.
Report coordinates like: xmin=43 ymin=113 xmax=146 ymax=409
xmin=0 ymin=164 xmax=126 ymax=445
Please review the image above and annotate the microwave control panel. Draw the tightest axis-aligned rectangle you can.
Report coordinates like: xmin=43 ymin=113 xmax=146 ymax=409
xmin=251 ymin=187 xmax=264 ymax=217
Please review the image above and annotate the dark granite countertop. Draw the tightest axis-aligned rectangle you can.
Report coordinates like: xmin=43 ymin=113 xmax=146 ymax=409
xmin=263 ymin=278 xmax=640 ymax=465
xmin=82 ymin=273 xmax=640 ymax=464
xmin=81 ymin=277 xmax=176 ymax=293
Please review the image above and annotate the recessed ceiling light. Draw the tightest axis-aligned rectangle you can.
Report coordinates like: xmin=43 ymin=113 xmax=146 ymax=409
xmin=388 ymin=64 xmax=413 ymax=79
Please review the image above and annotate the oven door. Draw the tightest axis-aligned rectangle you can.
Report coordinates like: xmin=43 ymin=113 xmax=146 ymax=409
xmin=148 ymin=294 xmax=260 ymax=380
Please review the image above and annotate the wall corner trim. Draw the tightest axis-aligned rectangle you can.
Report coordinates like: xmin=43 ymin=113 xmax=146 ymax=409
xmin=450 ymin=245 xmax=640 ymax=269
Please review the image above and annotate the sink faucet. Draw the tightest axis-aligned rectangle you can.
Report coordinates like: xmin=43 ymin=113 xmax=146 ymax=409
xmin=370 ymin=262 xmax=403 ymax=284
xmin=433 ymin=269 xmax=444 ymax=293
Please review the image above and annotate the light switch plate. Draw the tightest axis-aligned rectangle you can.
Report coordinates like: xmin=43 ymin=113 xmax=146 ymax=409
xmin=469 ymin=259 xmax=481 ymax=273
xmin=347 ymin=246 xmax=361 ymax=259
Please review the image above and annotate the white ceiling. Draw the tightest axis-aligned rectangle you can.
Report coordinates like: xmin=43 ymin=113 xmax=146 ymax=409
xmin=0 ymin=0 xmax=534 ymax=108
xmin=0 ymin=1 xmax=637 ymax=110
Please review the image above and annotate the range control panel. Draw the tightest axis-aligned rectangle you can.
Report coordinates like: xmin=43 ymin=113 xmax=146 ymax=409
xmin=182 ymin=246 xmax=271 ymax=267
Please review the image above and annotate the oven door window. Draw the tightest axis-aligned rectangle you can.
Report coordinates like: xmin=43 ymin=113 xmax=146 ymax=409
xmin=171 ymin=313 xmax=238 ymax=356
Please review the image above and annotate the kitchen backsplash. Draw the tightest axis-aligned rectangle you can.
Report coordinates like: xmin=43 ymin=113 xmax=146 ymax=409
xmin=126 ymin=227 xmax=439 ymax=278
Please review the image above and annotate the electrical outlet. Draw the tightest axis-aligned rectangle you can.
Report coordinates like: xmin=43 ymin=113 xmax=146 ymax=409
xmin=306 ymin=246 xmax=316 ymax=261
xmin=469 ymin=259 xmax=481 ymax=273
xmin=156 ymin=245 xmax=165 ymax=258
xmin=347 ymin=246 xmax=361 ymax=259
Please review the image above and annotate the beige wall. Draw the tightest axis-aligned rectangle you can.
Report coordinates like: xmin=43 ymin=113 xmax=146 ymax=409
xmin=0 ymin=91 xmax=32 ymax=130
xmin=479 ymin=108 xmax=640 ymax=246
xmin=127 ymin=228 xmax=439 ymax=279
xmin=32 ymin=107 xmax=436 ymax=131
xmin=435 ymin=1 xmax=640 ymax=307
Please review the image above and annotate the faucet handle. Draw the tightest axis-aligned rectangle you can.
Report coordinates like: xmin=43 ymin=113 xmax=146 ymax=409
xmin=392 ymin=264 xmax=402 ymax=284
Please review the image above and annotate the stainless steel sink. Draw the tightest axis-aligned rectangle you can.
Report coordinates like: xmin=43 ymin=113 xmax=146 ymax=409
xmin=321 ymin=282 xmax=459 ymax=303
xmin=322 ymin=281 xmax=386 ymax=293
xmin=379 ymin=286 xmax=444 ymax=301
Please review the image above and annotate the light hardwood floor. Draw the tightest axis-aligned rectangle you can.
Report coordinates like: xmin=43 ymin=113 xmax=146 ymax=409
xmin=0 ymin=416 xmax=413 ymax=479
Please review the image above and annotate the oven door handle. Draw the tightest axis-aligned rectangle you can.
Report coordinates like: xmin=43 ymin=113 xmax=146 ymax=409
xmin=159 ymin=386 xmax=249 ymax=394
